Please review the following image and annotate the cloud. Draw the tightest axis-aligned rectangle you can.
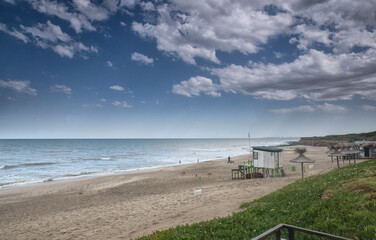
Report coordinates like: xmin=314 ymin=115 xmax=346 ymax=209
xmin=100 ymin=98 xmax=107 ymax=102
xmin=0 ymin=79 xmax=37 ymax=96
xmin=270 ymin=105 xmax=315 ymax=113
xmin=1 ymin=21 xmax=98 ymax=58
xmin=110 ymin=85 xmax=124 ymax=91
xmin=273 ymin=52 xmax=284 ymax=59
xmin=2 ymin=0 xmax=15 ymax=4
xmin=106 ymin=60 xmax=114 ymax=68
xmin=50 ymin=84 xmax=72 ymax=95
xmin=21 ymin=20 xmax=71 ymax=43
xmin=140 ymin=1 xmax=154 ymax=11
xmin=270 ymin=103 xmax=347 ymax=113
xmin=112 ymin=100 xmax=133 ymax=108
xmin=27 ymin=0 xmax=95 ymax=33
xmin=172 ymin=76 xmax=221 ymax=97
xmin=361 ymin=105 xmax=376 ymax=111
xmin=0 ymin=23 xmax=29 ymax=43
xmin=82 ymin=103 xmax=103 ymax=108
xmin=120 ymin=21 xmax=127 ymax=28
xmin=26 ymin=0 xmax=138 ymax=33
xmin=119 ymin=0 xmax=139 ymax=8
xmin=132 ymin=1 xmax=293 ymax=64
xmin=290 ymin=24 xmax=332 ymax=50
xmin=73 ymin=0 xmax=111 ymax=22
xmin=211 ymin=49 xmax=376 ymax=101
xmin=316 ymin=103 xmax=347 ymax=113
xmin=252 ymin=90 xmax=297 ymax=101
xmin=131 ymin=52 xmax=154 ymax=65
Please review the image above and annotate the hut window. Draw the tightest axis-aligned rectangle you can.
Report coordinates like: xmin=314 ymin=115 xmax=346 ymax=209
xmin=271 ymin=152 xmax=273 ymax=156
xmin=254 ymin=152 xmax=258 ymax=159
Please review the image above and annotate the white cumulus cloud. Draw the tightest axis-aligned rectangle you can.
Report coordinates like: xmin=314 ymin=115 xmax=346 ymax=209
xmin=0 ymin=79 xmax=37 ymax=96
xmin=270 ymin=103 xmax=347 ymax=113
xmin=50 ymin=84 xmax=72 ymax=95
xmin=362 ymin=105 xmax=376 ymax=111
xmin=132 ymin=1 xmax=293 ymax=64
xmin=131 ymin=52 xmax=154 ymax=65
xmin=110 ymin=85 xmax=124 ymax=91
xmin=106 ymin=60 xmax=114 ymax=68
xmin=211 ymin=49 xmax=376 ymax=101
xmin=172 ymin=76 xmax=221 ymax=97
xmin=112 ymin=101 xmax=133 ymax=108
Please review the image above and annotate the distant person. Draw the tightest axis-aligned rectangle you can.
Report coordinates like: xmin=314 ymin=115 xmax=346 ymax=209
xmin=228 ymin=156 xmax=231 ymax=163
xmin=197 ymin=158 xmax=199 ymax=163
xmin=179 ymin=160 xmax=181 ymax=164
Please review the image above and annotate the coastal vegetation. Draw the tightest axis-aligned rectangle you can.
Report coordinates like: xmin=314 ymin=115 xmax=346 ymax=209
xmin=300 ymin=131 xmax=376 ymax=142
xmin=138 ymin=159 xmax=376 ymax=239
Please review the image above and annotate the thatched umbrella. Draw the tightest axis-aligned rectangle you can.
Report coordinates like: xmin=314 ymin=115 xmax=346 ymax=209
xmin=290 ymin=148 xmax=315 ymax=179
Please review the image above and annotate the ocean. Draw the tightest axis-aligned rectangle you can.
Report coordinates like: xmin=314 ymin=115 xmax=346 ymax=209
xmin=0 ymin=138 xmax=298 ymax=188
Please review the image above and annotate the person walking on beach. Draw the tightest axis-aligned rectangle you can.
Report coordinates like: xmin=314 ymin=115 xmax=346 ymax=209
xmin=228 ymin=156 xmax=231 ymax=163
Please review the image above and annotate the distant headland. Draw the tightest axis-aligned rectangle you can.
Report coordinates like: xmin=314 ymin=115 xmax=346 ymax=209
xmin=299 ymin=131 xmax=376 ymax=146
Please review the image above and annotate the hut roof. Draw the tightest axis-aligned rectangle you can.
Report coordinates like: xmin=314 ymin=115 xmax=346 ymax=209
xmin=252 ymin=146 xmax=283 ymax=152
xmin=290 ymin=153 xmax=316 ymax=163
xmin=326 ymin=149 xmax=335 ymax=154
xmin=330 ymin=152 xmax=345 ymax=157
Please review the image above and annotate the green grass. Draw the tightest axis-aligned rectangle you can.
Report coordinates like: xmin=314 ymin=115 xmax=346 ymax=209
xmin=300 ymin=130 xmax=376 ymax=142
xmin=137 ymin=160 xmax=376 ymax=239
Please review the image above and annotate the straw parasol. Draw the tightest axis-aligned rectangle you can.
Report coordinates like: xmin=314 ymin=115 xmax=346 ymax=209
xmin=290 ymin=148 xmax=315 ymax=179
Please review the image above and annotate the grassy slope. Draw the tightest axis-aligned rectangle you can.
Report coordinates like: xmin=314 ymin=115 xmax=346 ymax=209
xmin=138 ymin=160 xmax=376 ymax=240
xmin=300 ymin=131 xmax=376 ymax=142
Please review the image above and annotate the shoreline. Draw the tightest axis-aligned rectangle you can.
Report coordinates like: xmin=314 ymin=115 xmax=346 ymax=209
xmin=0 ymin=145 xmax=365 ymax=239
xmin=0 ymin=154 xmax=245 ymax=190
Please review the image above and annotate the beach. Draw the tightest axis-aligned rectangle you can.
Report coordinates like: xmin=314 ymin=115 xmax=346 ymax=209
xmin=0 ymin=145 xmax=360 ymax=239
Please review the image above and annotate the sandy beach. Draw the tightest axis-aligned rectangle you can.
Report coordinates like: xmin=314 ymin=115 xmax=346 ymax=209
xmin=0 ymin=145 xmax=363 ymax=239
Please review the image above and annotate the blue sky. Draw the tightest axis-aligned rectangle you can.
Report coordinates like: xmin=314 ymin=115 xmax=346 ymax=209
xmin=0 ymin=0 xmax=375 ymax=138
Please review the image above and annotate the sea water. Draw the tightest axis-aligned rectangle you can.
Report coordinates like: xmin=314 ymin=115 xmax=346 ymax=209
xmin=0 ymin=138 xmax=298 ymax=188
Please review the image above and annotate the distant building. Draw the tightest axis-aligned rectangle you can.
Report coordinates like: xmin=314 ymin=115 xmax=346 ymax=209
xmin=355 ymin=141 xmax=376 ymax=158
xmin=253 ymin=146 xmax=283 ymax=169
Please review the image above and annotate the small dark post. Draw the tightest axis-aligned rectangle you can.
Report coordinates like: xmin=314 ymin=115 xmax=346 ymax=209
xmin=336 ymin=156 xmax=340 ymax=168
xmin=275 ymin=229 xmax=281 ymax=240
xmin=301 ymin=162 xmax=304 ymax=179
xmin=288 ymin=228 xmax=295 ymax=240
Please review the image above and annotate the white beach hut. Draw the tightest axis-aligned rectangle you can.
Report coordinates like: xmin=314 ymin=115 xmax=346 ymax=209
xmin=253 ymin=146 xmax=283 ymax=168
xmin=252 ymin=146 xmax=283 ymax=177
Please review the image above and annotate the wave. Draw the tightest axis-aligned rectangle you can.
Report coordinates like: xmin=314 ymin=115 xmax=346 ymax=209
xmin=0 ymin=172 xmax=97 ymax=189
xmin=65 ymin=171 xmax=95 ymax=177
xmin=22 ymin=162 xmax=56 ymax=166
xmin=0 ymin=162 xmax=56 ymax=170
xmin=83 ymin=157 xmax=113 ymax=161
xmin=0 ymin=165 xmax=17 ymax=170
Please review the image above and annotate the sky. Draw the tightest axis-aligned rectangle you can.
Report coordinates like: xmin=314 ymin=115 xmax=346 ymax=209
xmin=0 ymin=0 xmax=375 ymax=139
